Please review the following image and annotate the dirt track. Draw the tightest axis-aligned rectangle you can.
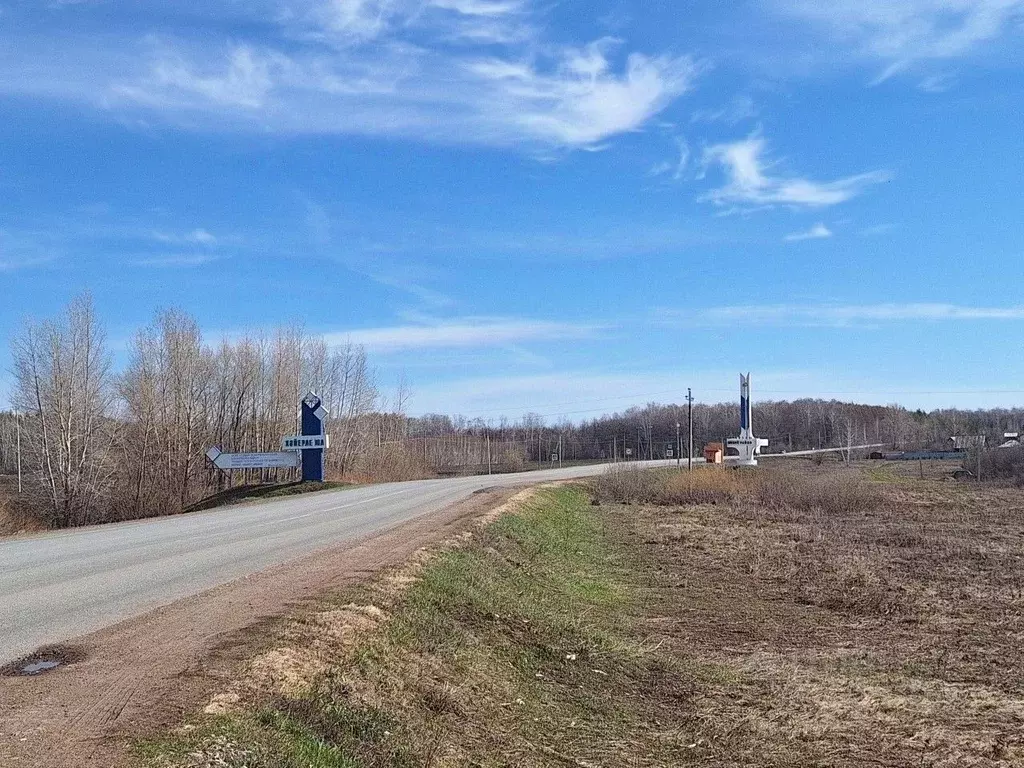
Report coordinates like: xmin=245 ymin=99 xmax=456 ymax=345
xmin=0 ymin=487 xmax=517 ymax=768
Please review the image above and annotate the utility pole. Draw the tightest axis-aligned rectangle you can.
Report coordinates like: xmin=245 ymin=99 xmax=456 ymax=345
xmin=687 ymin=388 xmax=694 ymax=472
xmin=558 ymin=433 xmax=562 ymax=469
xmin=676 ymin=418 xmax=681 ymax=469
xmin=16 ymin=410 xmax=22 ymax=494
xmin=486 ymin=432 xmax=492 ymax=475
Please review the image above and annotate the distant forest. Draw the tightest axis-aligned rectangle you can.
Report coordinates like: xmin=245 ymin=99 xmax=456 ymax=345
xmin=1 ymin=295 xmax=1021 ymax=528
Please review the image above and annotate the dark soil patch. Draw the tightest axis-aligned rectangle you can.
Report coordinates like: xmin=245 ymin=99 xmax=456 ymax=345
xmin=1 ymin=645 xmax=88 ymax=677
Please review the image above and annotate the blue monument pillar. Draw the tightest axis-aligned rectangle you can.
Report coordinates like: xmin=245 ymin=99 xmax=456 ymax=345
xmin=301 ymin=392 xmax=326 ymax=483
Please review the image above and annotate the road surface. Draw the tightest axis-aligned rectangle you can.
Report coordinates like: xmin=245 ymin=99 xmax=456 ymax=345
xmin=0 ymin=461 xmax=675 ymax=665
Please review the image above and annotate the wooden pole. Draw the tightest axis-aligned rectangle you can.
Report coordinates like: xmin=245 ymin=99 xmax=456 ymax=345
xmin=16 ymin=411 xmax=23 ymax=494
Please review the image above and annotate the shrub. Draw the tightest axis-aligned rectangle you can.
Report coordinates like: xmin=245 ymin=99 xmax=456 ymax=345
xmin=658 ymin=469 xmax=746 ymax=506
xmin=0 ymin=490 xmax=46 ymax=535
xmin=591 ymin=465 xmax=668 ymax=505
xmin=975 ymin=447 xmax=1024 ymax=485
xmin=594 ymin=466 xmax=752 ymax=507
xmin=757 ymin=469 xmax=884 ymax=515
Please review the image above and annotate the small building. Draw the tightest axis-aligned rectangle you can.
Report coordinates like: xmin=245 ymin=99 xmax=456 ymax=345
xmin=950 ymin=435 xmax=986 ymax=451
xmin=999 ymin=433 xmax=1021 ymax=449
xmin=704 ymin=443 xmax=724 ymax=465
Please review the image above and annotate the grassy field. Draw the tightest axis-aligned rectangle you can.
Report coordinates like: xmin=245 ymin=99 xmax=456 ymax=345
xmin=142 ymin=464 xmax=1024 ymax=767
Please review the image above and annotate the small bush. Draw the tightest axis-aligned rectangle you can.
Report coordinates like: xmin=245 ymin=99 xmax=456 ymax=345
xmin=975 ymin=447 xmax=1024 ymax=485
xmin=757 ymin=470 xmax=884 ymax=515
xmin=593 ymin=466 xmax=746 ymax=506
xmin=658 ymin=469 xmax=747 ymax=506
xmin=0 ymin=490 xmax=46 ymax=535
xmin=592 ymin=465 xmax=669 ymax=505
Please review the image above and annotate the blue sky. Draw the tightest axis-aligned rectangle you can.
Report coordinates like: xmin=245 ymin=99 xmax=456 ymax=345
xmin=2 ymin=0 xmax=1024 ymax=419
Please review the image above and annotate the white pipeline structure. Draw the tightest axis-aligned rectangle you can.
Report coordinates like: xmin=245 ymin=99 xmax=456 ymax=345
xmin=727 ymin=373 xmax=769 ymax=467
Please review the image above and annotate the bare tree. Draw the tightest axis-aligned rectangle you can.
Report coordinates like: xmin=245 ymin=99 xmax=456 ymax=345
xmin=10 ymin=295 xmax=114 ymax=526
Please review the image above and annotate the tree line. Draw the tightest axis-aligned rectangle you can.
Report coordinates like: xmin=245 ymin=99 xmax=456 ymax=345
xmin=3 ymin=295 xmax=1023 ymax=529
xmin=404 ymin=399 xmax=1024 ymax=470
xmin=3 ymin=296 xmax=386 ymax=527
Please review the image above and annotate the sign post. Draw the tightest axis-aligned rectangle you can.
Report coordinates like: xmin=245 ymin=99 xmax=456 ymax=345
xmin=206 ymin=392 xmax=330 ymax=483
xmin=300 ymin=392 xmax=328 ymax=483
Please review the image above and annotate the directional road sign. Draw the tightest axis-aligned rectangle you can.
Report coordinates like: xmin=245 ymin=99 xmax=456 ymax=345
xmin=206 ymin=447 xmax=300 ymax=471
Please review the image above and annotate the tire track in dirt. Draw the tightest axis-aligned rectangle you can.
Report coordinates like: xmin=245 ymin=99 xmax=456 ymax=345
xmin=0 ymin=487 xmax=519 ymax=768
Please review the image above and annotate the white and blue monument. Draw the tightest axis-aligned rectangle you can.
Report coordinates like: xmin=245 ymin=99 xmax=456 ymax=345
xmin=727 ymin=373 xmax=769 ymax=467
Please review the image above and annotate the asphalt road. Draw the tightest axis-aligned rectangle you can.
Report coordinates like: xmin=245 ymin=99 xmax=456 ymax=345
xmin=0 ymin=460 xmax=676 ymax=665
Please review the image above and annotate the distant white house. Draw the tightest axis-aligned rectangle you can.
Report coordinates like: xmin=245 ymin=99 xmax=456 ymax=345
xmin=999 ymin=432 xmax=1021 ymax=450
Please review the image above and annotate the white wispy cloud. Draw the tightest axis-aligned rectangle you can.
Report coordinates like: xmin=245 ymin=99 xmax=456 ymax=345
xmin=861 ymin=223 xmax=897 ymax=236
xmin=464 ymin=41 xmax=697 ymax=145
xmin=918 ymin=73 xmax=955 ymax=92
xmin=784 ymin=223 xmax=833 ymax=242
xmin=117 ymin=39 xmax=696 ymax=147
xmin=0 ymin=256 xmax=54 ymax=272
xmin=308 ymin=0 xmax=395 ymax=42
xmin=137 ymin=45 xmax=280 ymax=109
xmin=700 ymin=136 xmax=891 ymax=209
xmin=430 ymin=0 xmax=525 ymax=16
xmin=648 ymin=136 xmax=690 ymax=180
xmin=131 ymin=253 xmax=221 ymax=267
xmin=0 ymin=229 xmax=58 ymax=271
xmin=691 ymin=302 xmax=1024 ymax=327
xmin=302 ymin=0 xmax=528 ymax=43
xmin=151 ymin=228 xmax=219 ymax=245
xmin=323 ymin=317 xmax=602 ymax=351
xmin=773 ymin=0 xmax=1024 ymax=79
xmin=691 ymin=94 xmax=758 ymax=125
xmin=367 ymin=272 xmax=455 ymax=310
xmin=1 ymin=1 xmax=698 ymax=148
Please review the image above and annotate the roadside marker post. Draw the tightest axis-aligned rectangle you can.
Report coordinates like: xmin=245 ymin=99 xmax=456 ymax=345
xmin=206 ymin=392 xmax=330 ymax=482
xmin=300 ymin=392 xmax=327 ymax=483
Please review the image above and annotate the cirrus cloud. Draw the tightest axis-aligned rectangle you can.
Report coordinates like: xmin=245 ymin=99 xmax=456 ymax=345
xmin=772 ymin=0 xmax=1024 ymax=80
xmin=323 ymin=316 xmax=605 ymax=352
xmin=784 ymin=223 xmax=833 ymax=242
xmin=693 ymin=302 xmax=1024 ymax=327
xmin=1 ymin=0 xmax=699 ymax=149
xmin=700 ymin=136 xmax=891 ymax=210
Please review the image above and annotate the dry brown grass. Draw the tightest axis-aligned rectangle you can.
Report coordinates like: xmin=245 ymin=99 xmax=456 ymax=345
xmin=0 ymin=485 xmax=45 ymax=536
xmin=145 ymin=466 xmax=1024 ymax=768
xmin=593 ymin=464 xmax=885 ymax=515
xmin=622 ymin=465 xmax=1024 ymax=766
